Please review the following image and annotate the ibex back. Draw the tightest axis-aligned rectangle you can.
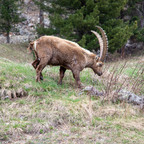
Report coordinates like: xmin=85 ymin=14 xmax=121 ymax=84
xmin=27 ymin=26 xmax=108 ymax=88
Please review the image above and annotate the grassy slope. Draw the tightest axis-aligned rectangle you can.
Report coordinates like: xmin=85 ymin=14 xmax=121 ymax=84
xmin=0 ymin=44 xmax=144 ymax=144
xmin=0 ymin=43 xmax=32 ymax=63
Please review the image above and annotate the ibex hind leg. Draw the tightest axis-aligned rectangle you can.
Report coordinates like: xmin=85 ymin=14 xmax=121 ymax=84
xmin=32 ymin=59 xmax=43 ymax=80
xmin=36 ymin=57 xmax=50 ymax=82
xmin=58 ymin=66 xmax=66 ymax=85
xmin=32 ymin=59 xmax=40 ymax=69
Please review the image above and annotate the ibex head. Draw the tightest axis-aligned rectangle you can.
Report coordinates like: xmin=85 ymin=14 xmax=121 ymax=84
xmin=91 ymin=56 xmax=103 ymax=76
xmin=91 ymin=26 xmax=108 ymax=76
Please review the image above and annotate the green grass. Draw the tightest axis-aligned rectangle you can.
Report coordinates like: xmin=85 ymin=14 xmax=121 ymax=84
xmin=0 ymin=44 xmax=144 ymax=144
xmin=0 ymin=58 xmax=144 ymax=144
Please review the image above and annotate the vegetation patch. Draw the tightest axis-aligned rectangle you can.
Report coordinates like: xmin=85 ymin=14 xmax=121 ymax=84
xmin=0 ymin=45 xmax=144 ymax=143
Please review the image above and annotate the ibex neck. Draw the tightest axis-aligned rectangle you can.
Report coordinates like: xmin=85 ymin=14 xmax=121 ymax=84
xmin=84 ymin=53 xmax=96 ymax=68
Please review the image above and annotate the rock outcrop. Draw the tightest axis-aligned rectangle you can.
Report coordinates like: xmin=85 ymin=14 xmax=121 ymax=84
xmin=0 ymin=0 xmax=50 ymax=43
xmin=82 ymin=86 xmax=144 ymax=109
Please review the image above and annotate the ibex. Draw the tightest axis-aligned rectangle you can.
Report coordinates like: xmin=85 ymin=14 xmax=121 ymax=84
xmin=27 ymin=26 xmax=108 ymax=88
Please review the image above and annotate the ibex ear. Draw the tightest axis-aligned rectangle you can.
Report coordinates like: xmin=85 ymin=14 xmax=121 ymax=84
xmin=30 ymin=41 xmax=34 ymax=47
xmin=95 ymin=56 xmax=100 ymax=61
xmin=96 ymin=62 xmax=103 ymax=67
xmin=27 ymin=41 xmax=34 ymax=53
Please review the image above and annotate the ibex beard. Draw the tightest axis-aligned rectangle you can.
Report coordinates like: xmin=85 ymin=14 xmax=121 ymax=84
xmin=27 ymin=26 xmax=108 ymax=88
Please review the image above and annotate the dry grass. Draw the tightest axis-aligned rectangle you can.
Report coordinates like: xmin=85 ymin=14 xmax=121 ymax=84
xmin=92 ymin=57 xmax=144 ymax=101
xmin=0 ymin=43 xmax=32 ymax=63
xmin=0 ymin=44 xmax=144 ymax=144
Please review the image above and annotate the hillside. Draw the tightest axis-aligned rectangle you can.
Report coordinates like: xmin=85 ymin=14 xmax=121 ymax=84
xmin=0 ymin=44 xmax=144 ymax=144
xmin=0 ymin=43 xmax=32 ymax=63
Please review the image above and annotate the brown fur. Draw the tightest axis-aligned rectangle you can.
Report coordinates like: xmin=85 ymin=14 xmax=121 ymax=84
xmin=28 ymin=35 xmax=105 ymax=88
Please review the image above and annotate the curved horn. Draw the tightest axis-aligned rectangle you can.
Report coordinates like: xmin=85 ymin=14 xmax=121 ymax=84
xmin=96 ymin=26 xmax=108 ymax=62
xmin=91 ymin=30 xmax=104 ymax=59
xmin=91 ymin=26 xmax=108 ymax=62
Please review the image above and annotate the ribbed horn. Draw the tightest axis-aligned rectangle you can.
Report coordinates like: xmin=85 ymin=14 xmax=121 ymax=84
xmin=91 ymin=30 xmax=104 ymax=60
xmin=96 ymin=26 xmax=108 ymax=62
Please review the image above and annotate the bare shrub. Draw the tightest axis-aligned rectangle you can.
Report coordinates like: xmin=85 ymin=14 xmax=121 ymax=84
xmin=97 ymin=61 xmax=144 ymax=102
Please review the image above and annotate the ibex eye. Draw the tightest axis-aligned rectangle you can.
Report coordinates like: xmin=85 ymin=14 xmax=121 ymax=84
xmin=95 ymin=56 xmax=99 ymax=60
xmin=99 ymin=63 xmax=103 ymax=67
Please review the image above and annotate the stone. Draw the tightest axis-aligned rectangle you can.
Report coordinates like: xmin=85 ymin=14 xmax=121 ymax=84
xmin=82 ymin=86 xmax=144 ymax=108
xmin=16 ymin=88 xmax=28 ymax=97
xmin=0 ymin=89 xmax=8 ymax=100
xmin=82 ymin=86 xmax=104 ymax=96
xmin=28 ymin=23 xmax=34 ymax=27
xmin=0 ymin=88 xmax=28 ymax=100
xmin=118 ymin=89 xmax=144 ymax=105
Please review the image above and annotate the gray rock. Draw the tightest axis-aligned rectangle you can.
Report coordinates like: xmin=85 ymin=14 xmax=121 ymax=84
xmin=16 ymin=88 xmax=28 ymax=97
xmin=0 ymin=0 xmax=51 ymax=43
xmin=82 ymin=86 xmax=144 ymax=109
xmin=0 ymin=88 xmax=27 ymax=100
xmin=0 ymin=89 xmax=9 ymax=100
xmin=28 ymin=23 xmax=34 ymax=27
xmin=0 ymin=35 xmax=36 ymax=44
xmin=82 ymin=86 xmax=104 ymax=96
xmin=118 ymin=89 xmax=144 ymax=106
xmin=4 ymin=95 xmax=9 ymax=100
xmin=24 ymin=0 xmax=31 ymax=4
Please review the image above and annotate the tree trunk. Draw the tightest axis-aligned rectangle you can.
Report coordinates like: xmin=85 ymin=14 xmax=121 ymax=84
xmin=39 ymin=0 xmax=44 ymax=28
xmin=140 ymin=2 xmax=144 ymax=28
xmin=6 ymin=31 xmax=10 ymax=43
xmin=136 ymin=2 xmax=144 ymax=28
xmin=121 ymin=45 xmax=125 ymax=59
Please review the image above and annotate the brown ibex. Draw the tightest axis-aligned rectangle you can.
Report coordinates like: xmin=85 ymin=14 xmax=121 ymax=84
xmin=27 ymin=26 xmax=108 ymax=88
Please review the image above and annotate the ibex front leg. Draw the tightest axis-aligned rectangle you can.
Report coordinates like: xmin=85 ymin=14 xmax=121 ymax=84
xmin=72 ymin=70 xmax=82 ymax=88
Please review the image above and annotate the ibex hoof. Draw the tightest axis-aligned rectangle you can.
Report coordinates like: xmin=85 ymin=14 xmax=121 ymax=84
xmin=58 ymin=81 xmax=62 ymax=85
xmin=78 ymin=84 xmax=84 ymax=89
xmin=40 ymin=76 xmax=43 ymax=81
